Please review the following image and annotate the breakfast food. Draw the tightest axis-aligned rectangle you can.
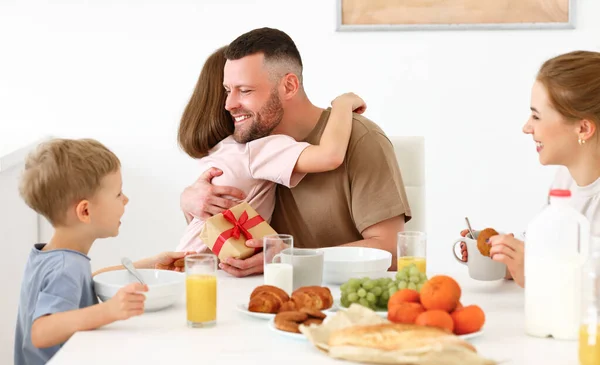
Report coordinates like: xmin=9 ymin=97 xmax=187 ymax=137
xmin=248 ymin=285 xmax=290 ymax=313
xmin=415 ymin=310 xmax=455 ymax=333
xmin=420 ymin=275 xmax=462 ymax=312
xmin=476 ymin=228 xmax=498 ymax=257
xmin=339 ymin=263 xmax=428 ymax=311
xmin=388 ymin=302 xmax=425 ymax=324
xmin=248 ymin=285 xmax=333 ymax=314
xmin=303 ymin=318 xmax=324 ymax=326
xmin=299 ymin=305 xmax=496 ymax=365
xmin=292 ymin=286 xmax=333 ymax=311
xmin=299 ymin=307 xmax=327 ymax=319
xmin=386 ymin=276 xmax=485 ymax=336
xmin=274 ymin=309 xmax=327 ymax=333
xmin=451 ymin=305 xmax=486 ymax=335
xmin=328 ymin=323 xmax=476 ymax=352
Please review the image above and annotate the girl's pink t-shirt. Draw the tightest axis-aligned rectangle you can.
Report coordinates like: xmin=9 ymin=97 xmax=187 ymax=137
xmin=177 ymin=134 xmax=310 ymax=253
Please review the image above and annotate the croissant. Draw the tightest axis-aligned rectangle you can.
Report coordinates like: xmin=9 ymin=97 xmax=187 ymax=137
xmin=248 ymin=285 xmax=290 ymax=314
xmin=291 ymin=286 xmax=333 ymax=311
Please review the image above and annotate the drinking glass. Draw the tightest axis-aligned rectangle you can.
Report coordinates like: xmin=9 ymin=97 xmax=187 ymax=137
xmin=185 ymin=253 xmax=217 ymax=328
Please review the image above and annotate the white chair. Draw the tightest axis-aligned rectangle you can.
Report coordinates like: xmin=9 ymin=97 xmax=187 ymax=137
xmin=388 ymin=136 xmax=426 ymax=233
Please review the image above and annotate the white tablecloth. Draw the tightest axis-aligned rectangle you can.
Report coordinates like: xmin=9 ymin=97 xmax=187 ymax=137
xmin=48 ymin=270 xmax=577 ymax=365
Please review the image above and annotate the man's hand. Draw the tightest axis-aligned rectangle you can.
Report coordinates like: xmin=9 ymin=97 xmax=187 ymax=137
xmin=219 ymin=239 xmax=264 ymax=277
xmin=180 ymin=167 xmax=246 ymax=221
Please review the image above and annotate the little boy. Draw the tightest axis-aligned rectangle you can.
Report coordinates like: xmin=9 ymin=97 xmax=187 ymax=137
xmin=14 ymin=138 xmax=189 ymax=365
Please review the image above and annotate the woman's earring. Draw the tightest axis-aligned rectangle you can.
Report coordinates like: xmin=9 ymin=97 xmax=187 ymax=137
xmin=579 ymin=138 xmax=586 ymax=145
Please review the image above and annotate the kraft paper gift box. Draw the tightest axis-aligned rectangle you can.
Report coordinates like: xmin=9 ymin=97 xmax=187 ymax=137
xmin=199 ymin=201 xmax=277 ymax=262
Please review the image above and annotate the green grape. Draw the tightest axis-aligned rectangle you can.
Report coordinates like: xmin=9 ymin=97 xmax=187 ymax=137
xmin=397 ymin=280 xmax=408 ymax=290
xmin=409 ymin=266 xmax=420 ymax=276
xmin=381 ymin=277 xmax=393 ymax=286
xmin=382 ymin=291 xmax=390 ymax=301
xmin=341 ymin=296 xmax=350 ymax=307
xmin=361 ymin=277 xmax=370 ymax=283
xmin=362 ymin=280 xmax=375 ymax=290
xmin=388 ymin=281 xmax=398 ymax=289
xmin=348 ymin=278 xmax=360 ymax=286
xmin=389 ymin=287 xmax=398 ymax=296
xmin=347 ymin=279 xmax=361 ymax=291
xmin=396 ymin=271 xmax=408 ymax=281
xmin=359 ymin=298 xmax=369 ymax=307
xmin=348 ymin=292 xmax=359 ymax=302
xmin=340 ymin=283 xmax=349 ymax=292
xmin=366 ymin=292 xmax=377 ymax=303
xmin=408 ymin=282 xmax=417 ymax=291
xmin=409 ymin=275 xmax=420 ymax=284
xmin=419 ymin=272 xmax=427 ymax=282
xmin=416 ymin=283 xmax=424 ymax=293
xmin=371 ymin=286 xmax=383 ymax=296
xmin=357 ymin=288 xmax=367 ymax=298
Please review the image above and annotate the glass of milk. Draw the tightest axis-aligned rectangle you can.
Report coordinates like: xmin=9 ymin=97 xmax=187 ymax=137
xmin=263 ymin=234 xmax=294 ymax=295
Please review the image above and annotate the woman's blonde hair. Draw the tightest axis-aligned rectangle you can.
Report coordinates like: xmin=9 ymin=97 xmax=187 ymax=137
xmin=178 ymin=46 xmax=234 ymax=158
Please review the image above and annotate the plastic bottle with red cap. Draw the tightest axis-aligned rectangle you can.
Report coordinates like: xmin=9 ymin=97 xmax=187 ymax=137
xmin=525 ymin=189 xmax=591 ymax=340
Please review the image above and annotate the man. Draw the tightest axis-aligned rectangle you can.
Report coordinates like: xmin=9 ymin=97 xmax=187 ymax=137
xmin=180 ymin=27 xmax=412 ymax=277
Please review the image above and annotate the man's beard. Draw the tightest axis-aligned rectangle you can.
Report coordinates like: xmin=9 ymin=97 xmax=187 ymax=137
xmin=232 ymin=89 xmax=284 ymax=143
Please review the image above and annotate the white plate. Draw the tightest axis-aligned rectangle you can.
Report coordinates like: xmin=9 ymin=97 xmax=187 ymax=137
xmin=267 ymin=318 xmax=308 ymax=340
xmin=458 ymin=329 xmax=484 ymax=341
xmin=235 ymin=303 xmax=275 ymax=320
xmin=268 ymin=317 xmax=484 ymax=342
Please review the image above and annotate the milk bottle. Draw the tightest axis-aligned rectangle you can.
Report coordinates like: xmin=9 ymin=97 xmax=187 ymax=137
xmin=525 ymin=189 xmax=590 ymax=340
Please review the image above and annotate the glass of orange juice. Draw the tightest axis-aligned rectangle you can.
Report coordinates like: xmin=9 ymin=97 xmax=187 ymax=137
xmin=397 ymin=231 xmax=427 ymax=274
xmin=185 ymin=253 xmax=217 ymax=328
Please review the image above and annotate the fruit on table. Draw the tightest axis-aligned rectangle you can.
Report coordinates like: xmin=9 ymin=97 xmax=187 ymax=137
xmin=339 ymin=263 xmax=428 ymax=311
xmin=415 ymin=310 xmax=455 ymax=333
xmin=386 ymin=275 xmax=485 ymax=335
xmin=388 ymin=289 xmax=420 ymax=307
xmin=451 ymin=305 xmax=486 ymax=335
xmin=388 ymin=302 xmax=425 ymax=324
xmin=419 ymin=275 xmax=462 ymax=312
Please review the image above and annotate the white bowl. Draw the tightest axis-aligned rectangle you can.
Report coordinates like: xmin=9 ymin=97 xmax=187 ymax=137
xmin=93 ymin=269 xmax=185 ymax=312
xmin=320 ymin=247 xmax=392 ymax=284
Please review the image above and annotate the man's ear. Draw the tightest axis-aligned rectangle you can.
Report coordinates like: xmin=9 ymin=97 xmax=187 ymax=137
xmin=75 ymin=200 xmax=91 ymax=224
xmin=280 ymin=73 xmax=300 ymax=101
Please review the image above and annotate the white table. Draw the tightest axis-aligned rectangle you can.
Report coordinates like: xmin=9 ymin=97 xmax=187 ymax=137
xmin=49 ymin=270 xmax=577 ymax=365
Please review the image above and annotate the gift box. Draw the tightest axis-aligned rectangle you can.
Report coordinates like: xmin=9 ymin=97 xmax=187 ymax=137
xmin=199 ymin=201 xmax=276 ymax=262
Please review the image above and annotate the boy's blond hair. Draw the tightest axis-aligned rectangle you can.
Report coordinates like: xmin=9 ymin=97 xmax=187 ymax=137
xmin=19 ymin=138 xmax=121 ymax=226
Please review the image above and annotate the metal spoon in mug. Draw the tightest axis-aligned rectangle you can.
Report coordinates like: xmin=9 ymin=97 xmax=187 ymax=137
xmin=121 ymin=257 xmax=146 ymax=285
xmin=465 ymin=217 xmax=476 ymax=239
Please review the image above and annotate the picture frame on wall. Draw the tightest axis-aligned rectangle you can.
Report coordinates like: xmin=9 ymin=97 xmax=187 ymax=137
xmin=336 ymin=0 xmax=575 ymax=31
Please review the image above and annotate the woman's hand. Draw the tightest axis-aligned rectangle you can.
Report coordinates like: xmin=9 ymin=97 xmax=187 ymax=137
xmin=488 ymin=234 xmax=525 ymax=287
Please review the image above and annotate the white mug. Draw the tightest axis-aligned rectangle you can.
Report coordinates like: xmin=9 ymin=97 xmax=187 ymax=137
xmin=452 ymin=231 xmax=506 ymax=281
xmin=273 ymin=248 xmax=324 ymax=290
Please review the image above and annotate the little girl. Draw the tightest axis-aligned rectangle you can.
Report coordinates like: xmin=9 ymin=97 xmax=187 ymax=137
xmin=176 ymin=46 xmax=365 ymax=253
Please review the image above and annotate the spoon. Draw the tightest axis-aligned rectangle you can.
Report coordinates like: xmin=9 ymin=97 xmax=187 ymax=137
xmin=121 ymin=257 xmax=146 ymax=285
xmin=465 ymin=217 xmax=476 ymax=239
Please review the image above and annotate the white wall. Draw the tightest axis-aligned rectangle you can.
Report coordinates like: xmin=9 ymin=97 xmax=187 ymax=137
xmin=0 ymin=163 xmax=39 ymax=363
xmin=1 ymin=0 xmax=599 ymax=312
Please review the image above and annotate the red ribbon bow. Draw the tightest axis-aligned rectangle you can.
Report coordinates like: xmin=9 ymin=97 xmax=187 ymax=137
xmin=212 ymin=209 xmax=264 ymax=256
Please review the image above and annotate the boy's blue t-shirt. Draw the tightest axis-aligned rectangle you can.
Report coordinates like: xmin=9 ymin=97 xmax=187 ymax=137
xmin=14 ymin=243 xmax=99 ymax=365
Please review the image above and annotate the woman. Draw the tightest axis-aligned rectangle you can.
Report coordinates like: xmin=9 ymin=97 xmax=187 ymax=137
xmin=461 ymin=50 xmax=600 ymax=288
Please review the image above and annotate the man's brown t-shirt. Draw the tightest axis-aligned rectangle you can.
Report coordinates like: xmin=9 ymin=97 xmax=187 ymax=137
xmin=270 ymin=108 xmax=412 ymax=248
